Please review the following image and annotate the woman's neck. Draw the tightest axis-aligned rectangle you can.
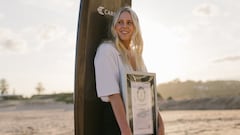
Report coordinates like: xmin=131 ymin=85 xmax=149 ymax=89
xmin=122 ymin=41 xmax=130 ymax=50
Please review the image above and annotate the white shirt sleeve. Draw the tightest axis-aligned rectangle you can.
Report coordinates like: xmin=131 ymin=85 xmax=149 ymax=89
xmin=94 ymin=43 xmax=120 ymax=102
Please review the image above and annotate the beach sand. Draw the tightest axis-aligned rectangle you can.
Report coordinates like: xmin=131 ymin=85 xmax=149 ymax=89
xmin=0 ymin=100 xmax=74 ymax=135
xmin=0 ymin=100 xmax=240 ymax=135
xmin=161 ymin=110 xmax=240 ymax=135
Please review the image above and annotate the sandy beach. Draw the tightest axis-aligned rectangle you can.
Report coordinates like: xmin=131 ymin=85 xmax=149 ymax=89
xmin=0 ymin=100 xmax=74 ymax=135
xmin=0 ymin=100 xmax=240 ymax=135
xmin=161 ymin=110 xmax=240 ymax=135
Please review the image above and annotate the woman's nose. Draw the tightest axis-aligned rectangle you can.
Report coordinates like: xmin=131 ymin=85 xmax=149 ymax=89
xmin=122 ymin=22 xmax=128 ymax=28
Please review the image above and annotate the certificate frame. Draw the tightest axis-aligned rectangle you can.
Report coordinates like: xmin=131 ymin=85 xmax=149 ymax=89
xmin=121 ymin=71 xmax=158 ymax=135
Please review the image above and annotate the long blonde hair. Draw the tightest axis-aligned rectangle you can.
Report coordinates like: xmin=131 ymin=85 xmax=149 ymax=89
xmin=111 ymin=6 xmax=146 ymax=71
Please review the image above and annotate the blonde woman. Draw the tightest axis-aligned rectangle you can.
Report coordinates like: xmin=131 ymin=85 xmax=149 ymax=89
xmin=94 ymin=6 xmax=164 ymax=135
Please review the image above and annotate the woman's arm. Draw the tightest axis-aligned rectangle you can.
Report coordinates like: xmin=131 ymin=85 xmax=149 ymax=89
xmin=109 ymin=93 xmax=132 ymax=135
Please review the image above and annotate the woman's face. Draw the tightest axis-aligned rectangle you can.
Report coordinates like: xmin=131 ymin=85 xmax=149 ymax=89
xmin=115 ymin=11 xmax=134 ymax=47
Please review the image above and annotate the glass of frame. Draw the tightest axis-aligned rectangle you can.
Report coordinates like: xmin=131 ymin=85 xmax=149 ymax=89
xmin=121 ymin=71 xmax=158 ymax=135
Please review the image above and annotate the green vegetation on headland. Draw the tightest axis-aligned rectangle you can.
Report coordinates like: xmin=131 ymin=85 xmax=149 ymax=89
xmin=158 ymin=79 xmax=240 ymax=100
xmin=31 ymin=93 xmax=74 ymax=104
xmin=157 ymin=79 xmax=240 ymax=110
xmin=0 ymin=93 xmax=74 ymax=104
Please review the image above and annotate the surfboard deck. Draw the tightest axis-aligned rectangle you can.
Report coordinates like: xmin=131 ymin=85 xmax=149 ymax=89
xmin=74 ymin=0 xmax=131 ymax=135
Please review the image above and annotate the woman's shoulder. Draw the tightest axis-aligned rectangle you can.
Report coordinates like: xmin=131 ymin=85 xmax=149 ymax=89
xmin=97 ymin=40 xmax=118 ymax=54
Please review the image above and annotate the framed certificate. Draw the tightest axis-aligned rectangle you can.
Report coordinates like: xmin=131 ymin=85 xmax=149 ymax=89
xmin=121 ymin=71 xmax=158 ymax=135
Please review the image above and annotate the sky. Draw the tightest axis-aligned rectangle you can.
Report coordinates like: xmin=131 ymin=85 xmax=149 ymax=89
xmin=0 ymin=0 xmax=240 ymax=97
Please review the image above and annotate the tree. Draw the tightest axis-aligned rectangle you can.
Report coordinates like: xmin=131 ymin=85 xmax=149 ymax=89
xmin=0 ymin=79 xmax=9 ymax=95
xmin=36 ymin=82 xmax=45 ymax=95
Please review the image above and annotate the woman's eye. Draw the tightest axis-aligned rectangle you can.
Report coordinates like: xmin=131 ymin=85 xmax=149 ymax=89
xmin=127 ymin=21 xmax=133 ymax=25
xmin=117 ymin=21 xmax=123 ymax=25
xmin=117 ymin=20 xmax=133 ymax=26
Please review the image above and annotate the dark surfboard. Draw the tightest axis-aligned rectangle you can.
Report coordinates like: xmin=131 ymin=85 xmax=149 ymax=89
xmin=74 ymin=0 xmax=131 ymax=135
